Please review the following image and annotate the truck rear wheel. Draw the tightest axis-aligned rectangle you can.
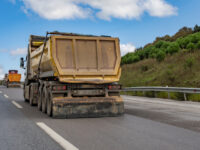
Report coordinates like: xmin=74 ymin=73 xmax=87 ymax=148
xmin=42 ymin=87 xmax=47 ymax=113
xmin=38 ymin=86 xmax=42 ymax=111
xmin=47 ymin=90 xmax=52 ymax=117
xmin=24 ymin=88 xmax=29 ymax=102
xmin=29 ymin=86 xmax=33 ymax=106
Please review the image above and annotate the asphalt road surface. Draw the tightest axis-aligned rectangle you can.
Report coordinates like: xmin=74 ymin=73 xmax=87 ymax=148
xmin=0 ymin=86 xmax=200 ymax=150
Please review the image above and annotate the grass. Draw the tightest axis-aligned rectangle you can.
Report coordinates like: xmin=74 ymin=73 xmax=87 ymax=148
xmin=120 ymin=50 xmax=200 ymax=102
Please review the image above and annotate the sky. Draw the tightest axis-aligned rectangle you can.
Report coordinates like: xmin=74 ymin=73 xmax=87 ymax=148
xmin=0 ymin=0 xmax=200 ymax=80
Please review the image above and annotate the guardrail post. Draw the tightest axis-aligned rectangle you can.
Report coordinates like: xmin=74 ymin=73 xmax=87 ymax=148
xmin=184 ymin=93 xmax=187 ymax=101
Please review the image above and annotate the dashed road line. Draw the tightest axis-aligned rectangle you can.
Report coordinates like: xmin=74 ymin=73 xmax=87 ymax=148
xmin=4 ymin=94 xmax=9 ymax=98
xmin=12 ymin=101 xmax=23 ymax=109
xmin=36 ymin=122 xmax=79 ymax=150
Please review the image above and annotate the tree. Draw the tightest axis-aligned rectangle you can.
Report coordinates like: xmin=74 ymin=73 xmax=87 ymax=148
xmin=194 ymin=24 xmax=200 ymax=33
xmin=171 ymin=27 xmax=193 ymax=41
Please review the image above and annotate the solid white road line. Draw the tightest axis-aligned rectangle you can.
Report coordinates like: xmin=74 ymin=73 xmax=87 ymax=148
xmin=4 ymin=94 xmax=9 ymax=98
xmin=123 ymin=97 xmax=200 ymax=109
xmin=12 ymin=101 xmax=23 ymax=109
xmin=36 ymin=122 xmax=79 ymax=150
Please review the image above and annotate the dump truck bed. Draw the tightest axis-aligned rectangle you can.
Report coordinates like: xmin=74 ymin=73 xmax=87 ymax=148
xmin=23 ymin=32 xmax=124 ymax=118
xmin=8 ymin=74 xmax=21 ymax=82
xmin=30 ymin=35 xmax=121 ymax=83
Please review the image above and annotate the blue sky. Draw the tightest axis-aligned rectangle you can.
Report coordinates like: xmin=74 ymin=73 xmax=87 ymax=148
xmin=0 ymin=0 xmax=200 ymax=80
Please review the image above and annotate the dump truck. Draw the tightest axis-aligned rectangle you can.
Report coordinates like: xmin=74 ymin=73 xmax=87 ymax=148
xmin=5 ymin=70 xmax=21 ymax=88
xmin=20 ymin=31 xmax=124 ymax=118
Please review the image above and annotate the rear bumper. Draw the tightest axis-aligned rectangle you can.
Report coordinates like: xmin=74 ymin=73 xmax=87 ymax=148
xmin=7 ymin=83 xmax=21 ymax=88
xmin=52 ymin=96 xmax=124 ymax=118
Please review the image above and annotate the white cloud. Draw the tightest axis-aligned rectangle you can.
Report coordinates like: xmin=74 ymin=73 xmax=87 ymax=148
xmin=10 ymin=48 xmax=27 ymax=56
xmin=120 ymin=43 xmax=136 ymax=56
xmin=22 ymin=0 xmax=91 ymax=20
xmin=144 ymin=0 xmax=178 ymax=17
xmin=0 ymin=66 xmax=4 ymax=80
xmin=21 ymin=0 xmax=177 ymax=20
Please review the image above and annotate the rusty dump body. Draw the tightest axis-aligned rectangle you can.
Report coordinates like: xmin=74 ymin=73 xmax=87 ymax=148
xmin=23 ymin=32 xmax=124 ymax=118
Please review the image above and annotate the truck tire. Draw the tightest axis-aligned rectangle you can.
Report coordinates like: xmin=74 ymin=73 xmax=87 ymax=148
xmin=24 ymin=87 xmax=29 ymax=102
xmin=47 ymin=90 xmax=52 ymax=117
xmin=42 ymin=87 xmax=47 ymax=113
xmin=38 ymin=86 xmax=42 ymax=111
xmin=29 ymin=86 xmax=33 ymax=106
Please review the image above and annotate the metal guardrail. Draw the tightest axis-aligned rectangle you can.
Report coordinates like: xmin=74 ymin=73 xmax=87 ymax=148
xmin=121 ymin=87 xmax=200 ymax=101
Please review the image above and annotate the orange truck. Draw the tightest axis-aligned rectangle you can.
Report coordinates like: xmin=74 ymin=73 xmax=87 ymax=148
xmin=6 ymin=70 xmax=21 ymax=88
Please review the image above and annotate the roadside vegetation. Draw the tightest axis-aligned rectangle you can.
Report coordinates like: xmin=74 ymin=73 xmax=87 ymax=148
xmin=120 ymin=25 xmax=200 ymax=102
xmin=121 ymin=25 xmax=200 ymax=65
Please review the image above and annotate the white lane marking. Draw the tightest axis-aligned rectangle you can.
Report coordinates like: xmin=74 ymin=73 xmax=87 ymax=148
xmin=4 ymin=94 xmax=9 ymax=98
xmin=0 ymin=91 xmax=2 ymax=93
xmin=36 ymin=122 xmax=79 ymax=150
xmin=12 ymin=101 xmax=23 ymax=109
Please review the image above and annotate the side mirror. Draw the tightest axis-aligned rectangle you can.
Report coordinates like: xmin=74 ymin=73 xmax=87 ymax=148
xmin=20 ymin=57 xmax=25 ymax=69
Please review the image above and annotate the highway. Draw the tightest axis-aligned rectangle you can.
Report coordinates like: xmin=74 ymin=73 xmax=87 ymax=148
xmin=0 ymin=86 xmax=200 ymax=150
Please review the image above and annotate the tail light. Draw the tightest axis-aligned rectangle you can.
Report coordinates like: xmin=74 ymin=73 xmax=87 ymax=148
xmin=108 ymin=85 xmax=121 ymax=90
xmin=53 ymin=85 xmax=67 ymax=91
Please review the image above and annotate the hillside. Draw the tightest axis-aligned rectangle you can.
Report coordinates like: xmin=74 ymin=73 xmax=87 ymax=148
xmin=120 ymin=25 xmax=200 ymax=88
xmin=120 ymin=50 xmax=200 ymax=87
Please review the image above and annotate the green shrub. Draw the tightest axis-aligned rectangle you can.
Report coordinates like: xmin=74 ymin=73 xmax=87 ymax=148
xmin=156 ymin=51 xmax=166 ymax=62
xmin=131 ymin=55 xmax=140 ymax=63
xmin=161 ymin=41 xmax=170 ymax=49
xmin=196 ymin=41 xmax=200 ymax=49
xmin=177 ymin=38 xmax=190 ymax=49
xmin=167 ymin=42 xmax=180 ymax=55
xmin=174 ymin=93 xmax=185 ymax=101
xmin=186 ymin=42 xmax=195 ymax=52
xmin=143 ymin=49 xmax=150 ymax=58
xmin=121 ymin=53 xmax=139 ymax=64
xmin=155 ymin=41 xmax=164 ymax=48
xmin=136 ymin=50 xmax=145 ymax=60
xmin=191 ymin=35 xmax=199 ymax=43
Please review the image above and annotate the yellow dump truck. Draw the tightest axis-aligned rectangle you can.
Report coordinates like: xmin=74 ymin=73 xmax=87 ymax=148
xmin=20 ymin=32 xmax=124 ymax=118
xmin=5 ymin=70 xmax=21 ymax=88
